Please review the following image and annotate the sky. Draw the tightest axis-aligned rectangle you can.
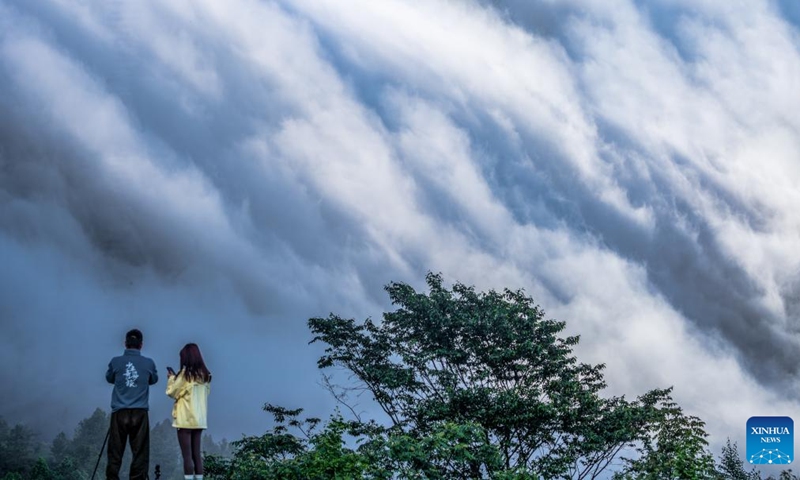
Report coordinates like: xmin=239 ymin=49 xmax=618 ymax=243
xmin=1 ymin=0 xmax=800 ymax=462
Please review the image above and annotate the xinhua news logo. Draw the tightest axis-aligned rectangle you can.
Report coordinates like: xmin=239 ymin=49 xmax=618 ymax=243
xmin=747 ymin=416 xmax=793 ymax=464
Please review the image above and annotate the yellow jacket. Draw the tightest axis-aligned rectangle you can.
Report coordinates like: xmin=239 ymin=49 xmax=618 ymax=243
xmin=166 ymin=371 xmax=211 ymax=429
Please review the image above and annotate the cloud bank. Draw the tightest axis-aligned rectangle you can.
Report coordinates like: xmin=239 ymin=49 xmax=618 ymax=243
xmin=1 ymin=0 xmax=800 ymax=453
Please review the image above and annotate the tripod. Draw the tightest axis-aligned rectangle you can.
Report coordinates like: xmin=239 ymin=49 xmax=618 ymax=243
xmin=90 ymin=425 xmax=159 ymax=480
xmin=90 ymin=427 xmax=111 ymax=480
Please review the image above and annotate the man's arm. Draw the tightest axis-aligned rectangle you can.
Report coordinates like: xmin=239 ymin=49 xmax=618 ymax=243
xmin=105 ymin=361 xmax=115 ymax=384
xmin=150 ymin=360 xmax=158 ymax=385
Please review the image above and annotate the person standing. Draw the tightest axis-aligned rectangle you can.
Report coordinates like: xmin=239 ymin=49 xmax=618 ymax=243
xmin=105 ymin=328 xmax=158 ymax=480
xmin=166 ymin=343 xmax=211 ymax=480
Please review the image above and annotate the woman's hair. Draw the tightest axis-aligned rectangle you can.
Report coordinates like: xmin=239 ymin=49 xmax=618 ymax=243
xmin=179 ymin=343 xmax=211 ymax=383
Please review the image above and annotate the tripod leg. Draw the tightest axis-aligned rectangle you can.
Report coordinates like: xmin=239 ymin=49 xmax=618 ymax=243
xmin=91 ymin=426 xmax=111 ymax=480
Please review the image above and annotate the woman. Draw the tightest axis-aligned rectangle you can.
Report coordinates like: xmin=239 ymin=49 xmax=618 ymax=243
xmin=166 ymin=343 xmax=211 ymax=480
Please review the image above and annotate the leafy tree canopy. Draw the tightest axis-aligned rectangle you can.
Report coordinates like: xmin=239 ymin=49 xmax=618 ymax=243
xmin=307 ymin=273 xmax=699 ymax=479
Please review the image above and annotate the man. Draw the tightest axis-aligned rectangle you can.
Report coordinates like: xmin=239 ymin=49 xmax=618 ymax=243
xmin=105 ymin=329 xmax=158 ymax=480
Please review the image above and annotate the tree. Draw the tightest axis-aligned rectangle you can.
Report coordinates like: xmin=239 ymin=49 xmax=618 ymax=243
xmin=24 ymin=410 xmax=182 ymax=480
xmin=49 ymin=433 xmax=70 ymax=467
xmin=205 ymin=404 xmax=509 ymax=480
xmin=307 ymin=273 xmax=685 ymax=479
xmin=205 ymin=404 xmax=360 ymax=480
xmin=764 ymin=471 xmax=800 ymax=480
xmin=357 ymin=418 xmax=508 ymax=479
xmin=0 ymin=419 xmax=39 ymax=477
xmin=50 ymin=456 xmax=85 ymax=480
xmin=28 ymin=458 xmax=53 ymax=480
xmin=612 ymin=396 xmax=718 ymax=479
xmin=67 ymin=408 xmax=109 ymax=475
xmin=716 ymin=439 xmax=759 ymax=480
xmin=203 ymin=434 xmax=233 ymax=459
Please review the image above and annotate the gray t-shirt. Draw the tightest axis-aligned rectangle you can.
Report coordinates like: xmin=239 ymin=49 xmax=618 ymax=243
xmin=106 ymin=349 xmax=158 ymax=412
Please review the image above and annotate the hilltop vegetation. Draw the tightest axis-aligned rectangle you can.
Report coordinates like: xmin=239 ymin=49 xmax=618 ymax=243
xmin=0 ymin=409 xmax=231 ymax=480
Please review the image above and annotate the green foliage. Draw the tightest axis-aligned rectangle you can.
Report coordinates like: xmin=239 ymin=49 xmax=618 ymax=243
xmin=44 ymin=409 xmax=188 ymax=479
xmin=206 ymin=404 xmax=512 ymax=480
xmin=307 ymin=273 xmax=684 ymax=479
xmin=44 ymin=416 xmax=102 ymax=479
xmin=0 ymin=417 xmax=39 ymax=477
xmin=27 ymin=459 xmax=53 ymax=480
xmin=294 ymin=416 xmax=367 ymax=478
xmin=49 ymin=433 xmax=69 ymax=467
xmin=716 ymin=439 xmax=759 ymax=480
xmin=359 ymin=420 xmax=507 ymax=479
xmin=205 ymin=405 xmax=364 ymax=480
xmin=764 ymin=471 xmax=800 ymax=480
xmin=50 ymin=457 xmax=84 ymax=480
xmin=612 ymin=395 xmax=718 ymax=479
xmin=65 ymin=408 xmax=109 ymax=476
xmin=0 ymin=408 xmax=207 ymax=479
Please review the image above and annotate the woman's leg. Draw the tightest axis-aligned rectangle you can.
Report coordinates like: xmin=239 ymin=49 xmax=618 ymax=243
xmin=177 ymin=428 xmax=194 ymax=476
xmin=191 ymin=429 xmax=204 ymax=475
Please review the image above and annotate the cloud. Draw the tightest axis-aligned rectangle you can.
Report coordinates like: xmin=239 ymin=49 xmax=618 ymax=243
xmin=1 ymin=0 xmax=800 ymax=456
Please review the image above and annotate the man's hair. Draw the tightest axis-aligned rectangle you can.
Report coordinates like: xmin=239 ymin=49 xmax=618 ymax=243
xmin=125 ymin=329 xmax=143 ymax=349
